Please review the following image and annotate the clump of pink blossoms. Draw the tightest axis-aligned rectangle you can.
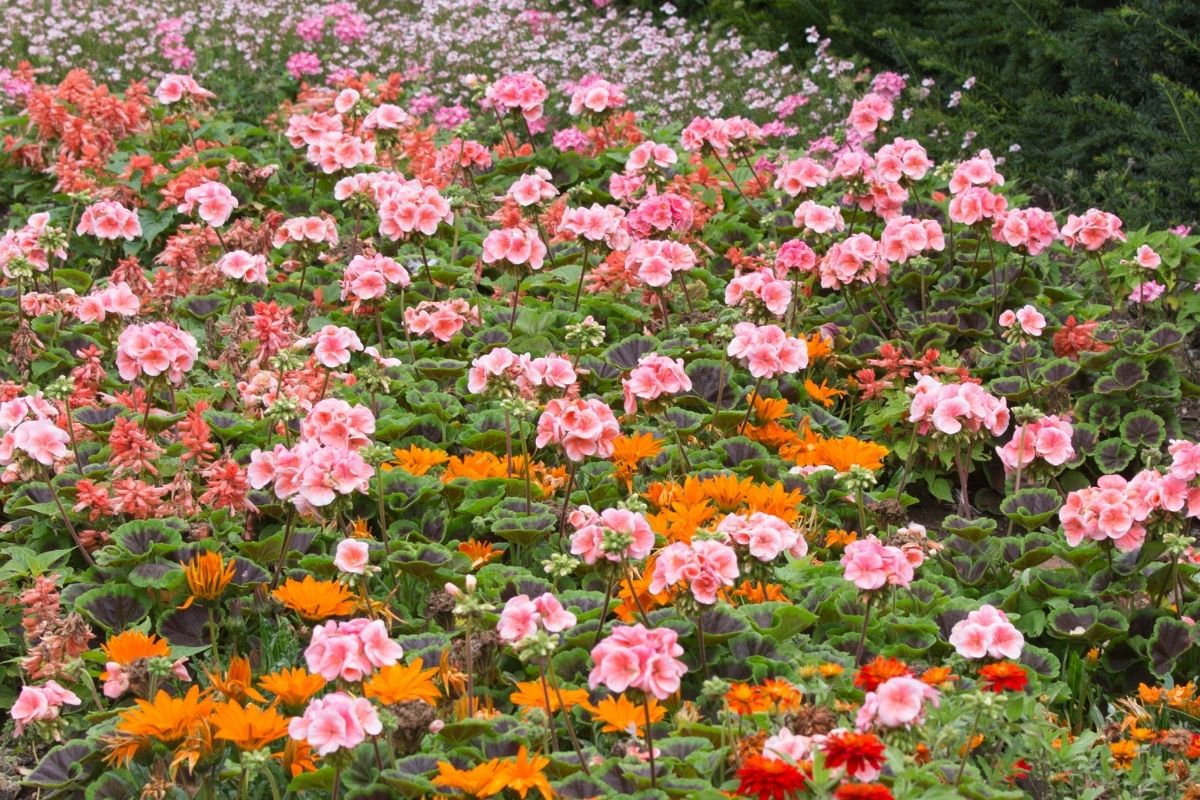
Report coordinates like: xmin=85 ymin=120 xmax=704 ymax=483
xmin=589 ymin=624 xmax=688 ymax=699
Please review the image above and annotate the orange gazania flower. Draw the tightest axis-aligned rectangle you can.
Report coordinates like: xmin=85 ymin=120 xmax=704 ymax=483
xmin=271 ymin=576 xmax=355 ymax=621
xmin=386 ymin=444 xmax=450 ymax=476
xmin=700 ymin=473 xmax=755 ymax=512
xmin=207 ymin=655 xmax=266 ymax=703
xmin=363 ymin=658 xmax=441 ymax=706
xmin=647 ymin=500 xmax=717 ymax=543
xmin=350 ymin=518 xmax=371 ymax=538
xmin=782 ymin=433 xmax=888 ymax=473
xmin=180 ymin=550 xmax=236 ymax=609
xmin=104 ymin=686 xmax=215 ymax=766
xmin=510 ymin=680 xmax=589 ymax=714
xmin=210 ymin=700 xmax=291 ymax=751
xmin=458 ymin=539 xmax=502 ymax=569
xmin=589 ymin=694 xmax=664 ymax=736
xmin=819 ymin=662 xmax=846 ymax=679
xmin=614 ymin=559 xmax=673 ymax=622
xmin=502 ymin=746 xmax=553 ymax=800
xmin=258 ymin=667 xmax=326 ymax=708
xmin=804 ymin=378 xmax=847 ymax=408
xmin=979 ymin=661 xmax=1028 ymax=693
xmin=102 ymin=630 xmax=171 ymax=665
xmin=434 ymin=758 xmax=508 ymax=798
xmin=741 ymin=481 xmax=806 ymax=522
xmin=855 ymin=657 xmax=913 ymax=692
xmin=729 ymin=580 xmax=788 ymax=604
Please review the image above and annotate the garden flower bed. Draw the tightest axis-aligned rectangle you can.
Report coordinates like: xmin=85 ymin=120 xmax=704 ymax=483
xmin=1 ymin=2 xmax=1199 ymax=798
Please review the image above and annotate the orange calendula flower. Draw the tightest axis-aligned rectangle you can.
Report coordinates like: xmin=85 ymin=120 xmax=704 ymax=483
xmin=804 ymin=332 xmax=833 ymax=361
xmin=741 ymin=481 xmax=806 ymax=522
xmin=725 ymin=682 xmax=769 ymax=715
xmin=804 ymin=378 xmax=847 ymax=408
xmin=258 ymin=667 xmax=326 ymax=708
xmin=819 ymin=662 xmax=846 ymax=679
xmin=855 ymin=657 xmax=913 ymax=692
xmin=611 ymin=431 xmax=663 ymax=487
xmin=502 ymin=746 xmax=553 ymax=800
xmin=387 ymin=444 xmax=450 ymax=476
xmin=102 ymin=629 xmax=172 ymax=664
xmin=1110 ymin=740 xmax=1138 ymax=770
xmin=728 ymin=580 xmax=788 ymax=604
xmin=458 ymin=539 xmax=502 ymax=569
xmin=920 ymin=666 xmax=958 ymax=687
xmin=760 ymin=677 xmax=803 ymax=712
xmin=271 ymin=576 xmax=355 ymax=621
xmin=180 ymin=550 xmax=236 ymax=609
xmin=434 ymin=758 xmax=508 ymax=798
xmin=510 ymin=680 xmax=589 ymax=714
xmin=210 ymin=700 xmax=291 ymax=751
xmin=589 ymin=694 xmax=664 ymax=736
xmin=104 ymin=686 xmax=215 ymax=766
xmin=826 ymin=529 xmax=858 ymax=548
xmin=275 ymin=738 xmax=317 ymax=777
xmin=442 ymin=451 xmax=507 ymax=482
xmin=781 ymin=433 xmax=888 ymax=473
xmin=364 ymin=658 xmax=441 ymax=706
xmin=207 ymin=655 xmax=266 ymax=703
xmin=752 ymin=395 xmax=791 ymax=424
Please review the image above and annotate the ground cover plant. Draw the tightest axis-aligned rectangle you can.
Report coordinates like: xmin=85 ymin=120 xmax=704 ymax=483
xmin=1 ymin=2 xmax=1200 ymax=799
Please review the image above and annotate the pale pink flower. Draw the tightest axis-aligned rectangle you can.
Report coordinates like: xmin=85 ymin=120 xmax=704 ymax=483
xmin=334 ymin=539 xmax=370 ymax=574
xmin=289 ymin=692 xmax=381 ymax=756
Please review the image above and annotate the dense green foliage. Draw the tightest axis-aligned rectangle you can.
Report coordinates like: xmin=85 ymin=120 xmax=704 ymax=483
xmin=648 ymin=0 xmax=1200 ymax=228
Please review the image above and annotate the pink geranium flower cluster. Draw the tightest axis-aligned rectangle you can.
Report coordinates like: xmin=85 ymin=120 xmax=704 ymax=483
xmin=948 ymin=604 xmax=1025 ymax=660
xmin=1060 ymin=463 xmax=1200 ymax=553
xmin=589 ymin=624 xmax=688 ymax=699
xmin=467 ymin=347 xmax=576 ymax=395
xmin=818 ymin=233 xmax=888 ymax=289
xmin=568 ymin=505 xmax=656 ymax=564
xmin=680 ymin=115 xmax=762 ymax=156
xmin=774 ymin=157 xmax=829 ymax=197
xmin=377 ymin=179 xmax=454 ymax=239
xmin=115 ymin=321 xmax=198 ymax=384
xmin=216 ymin=251 xmax=269 ymax=285
xmin=568 ymin=75 xmax=627 ymax=116
xmin=558 ymin=203 xmax=631 ymax=251
xmin=621 ymin=352 xmax=692 ymax=414
xmin=792 ymin=201 xmax=845 ymax=236
xmin=716 ymin=511 xmax=808 ymax=562
xmin=874 ymin=137 xmax=933 ymax=183
xmin=998 ymin=305 xmax=1047 ymax=337
xmin=76 ymin=201 xmax=141 ymax=241
xmin=10 ymin=680 xmax=80 ymax=737
xmin=482 ymin=226 xmax=547 ymax=271
xmin=991 ymin=208 xmax=1059 ymax=255
xmin=1 ymin=212 xmax=64 ymax=276
xmin=404 ymin=299 xmax=480 ymax=343
xmin=626 ymin=192 xmax=694 ymax=238
xmin=341 ymin=253 xmax=410 ymax=308
xmin=272 ymin=215 xmax=339 ymax=248
xmin=727 ymin=322 xmax=809 ymax=379
xmin=725 ymin=269 xmax=792 ymax=317
xmin=75 ymin=282 xmax=141 ymax=322
xmin=996 ymin=414 xmax=1074 ymax=473
xmin=880 ymin=216 xmax=944 ymax=263
xmin=300 ymin=398 xmax=375 ymax=450
xmin=484 ymin=72 xmax=548 ymax=122
xmin=625 ymin=239 xmax=696 ymax=288
xmin=307 ymin=325 xmax=364 ymax=369
xmin=1061 ymin=209 xmax=1126 ymax=251
xmin=650 ymin=538 xmax=739 ymax=604
xmin=536 ymin=396 xmax=621 ymax=461
xmin=154 ymin=73 xmax=213 ymax=105
xmin=775 ymin=240 xmax=817 ymax=274
xmin=178 ymin=180 xmax=238 ymax=228
xmin=497 ymin=593 xmax=577 ymax=644
xmin=625 ymin=142 xmax=678 ymax=175
xmin=304 ymin=617 xmax=403 ymax=682
xmin=856 ymin=676 xmax=940 ymax=730
xmin=847 ymin=92 xmax=894 ymax=137
xmin=840 ymin=535 xmax=920 ymax=591
xmin=907 ymin=375 xmax=1010 ymax=437
xmin=289 ymin=692 xmax=381 ymax=756
xmin=507 ymin=169 xmax=558 ymax=207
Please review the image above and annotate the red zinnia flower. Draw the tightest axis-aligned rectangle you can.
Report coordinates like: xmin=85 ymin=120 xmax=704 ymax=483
xmin=821 ymin=731 xmax=886 ymax=780
xmin=979 ymin=661 xmax=1028 ymax=693
xmin=854 ymin=656 xmax=913 ymax=692
xmin=736 ymin=755 xmax=809 ymax=800
xmin=834 ymin=783 xmax=894 ymax=800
